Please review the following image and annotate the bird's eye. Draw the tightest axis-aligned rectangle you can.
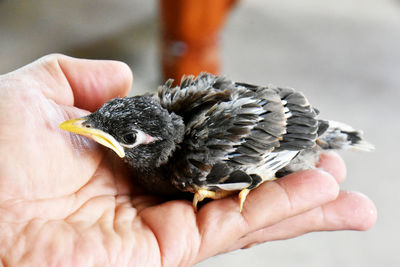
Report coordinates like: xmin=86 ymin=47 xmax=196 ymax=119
xmin=122 ymin=132 xmax=137 ymax=144
xmin=120 ymin=129 xmax=155 ymax=149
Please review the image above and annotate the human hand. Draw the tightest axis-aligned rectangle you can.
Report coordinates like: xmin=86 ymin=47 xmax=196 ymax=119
xmin=0 ymin=54 xmax=376 ymax=266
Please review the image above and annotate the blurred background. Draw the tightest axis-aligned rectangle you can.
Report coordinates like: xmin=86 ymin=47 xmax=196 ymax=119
xmin=1 ymin=0 xmax=399 ymax=266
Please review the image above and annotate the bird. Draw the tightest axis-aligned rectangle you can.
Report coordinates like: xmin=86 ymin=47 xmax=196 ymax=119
xmin=59 ymin=73 xmax=373 ymax=212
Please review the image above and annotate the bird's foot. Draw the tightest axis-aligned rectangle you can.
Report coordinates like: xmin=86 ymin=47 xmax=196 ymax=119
xmin=192 ymin=189 xmax=234 ymax=212
xmin=238 ymin=188 xmax=250 ymax=212
xmin=237 ymin=177 xmax=278 ymax=212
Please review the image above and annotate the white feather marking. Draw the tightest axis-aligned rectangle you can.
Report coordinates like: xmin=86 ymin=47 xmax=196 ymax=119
xmin=209 ymin=182 xmax=251 ymax=191
xmin=349 ymin=141 xmax=375 ymax=152
xmin=246 ymin=150 xmax=298 ymax=180
xmin=285 ymin=111 xmax=292 ymax=119
xmin=328 ymin=120 xmax=356 ymax=132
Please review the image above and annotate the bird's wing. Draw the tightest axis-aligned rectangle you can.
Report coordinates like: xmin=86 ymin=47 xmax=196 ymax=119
xmin=179 ymin=85 xmax=276 ymax=190
xmin=221 ymin=84 xmax=320 ymax=184
xmin=239 ymin=84 xmax=320 ymax=180
xmin=158 ymin=73 xmax=233 ymax=120
xmin=165 ymin=74 xmax=320 ymax=192
xmin=269 ymin=86 xmax=320 ymax=151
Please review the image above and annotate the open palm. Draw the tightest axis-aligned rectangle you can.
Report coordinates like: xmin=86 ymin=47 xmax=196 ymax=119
xmin=0 ymin=54 xmax=376 ymax=267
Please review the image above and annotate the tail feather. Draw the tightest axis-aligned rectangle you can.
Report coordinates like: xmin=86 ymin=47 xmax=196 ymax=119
xmin=317 ymin=120 xmax=374 ymax=152
xmin=347 ymin=139 xmax=375 ymax=152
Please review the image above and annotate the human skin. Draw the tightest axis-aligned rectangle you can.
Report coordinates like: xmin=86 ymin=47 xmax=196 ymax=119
xmin=0 ymin=54 xmax=377 ymax=267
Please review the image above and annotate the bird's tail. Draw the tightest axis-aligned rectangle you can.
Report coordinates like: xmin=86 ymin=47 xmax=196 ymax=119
xmin=317 ymin=120 xmax=374 ymax=152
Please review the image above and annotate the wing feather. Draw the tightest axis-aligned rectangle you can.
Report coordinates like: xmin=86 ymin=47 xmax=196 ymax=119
xmin=164 ymin=74 xmax=322 ymax=192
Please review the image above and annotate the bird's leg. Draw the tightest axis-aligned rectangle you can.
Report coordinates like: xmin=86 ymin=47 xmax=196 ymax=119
xmin=192 ymin=189 xmax=234 ymax=211
xmin=238 ymin=188 xmax=250 ymax=213
xmin=238 ymin=174 xmax=276 ymax=212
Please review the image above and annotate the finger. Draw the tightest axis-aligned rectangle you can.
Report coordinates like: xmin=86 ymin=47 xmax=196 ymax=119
xmin=139 ymin=200 xmax=200 ymax=267
xmin=15 ymin=54 xmax=133 ymax=111
xmin=317 ymin=151 xmax=347 ymax=183
xmin=57 ymin=55 xmax=133 ymax=111
xmin=195 ymin=169 xmax=339 ymax=261
xmin=228 ymin=191 xmax=377 ymax=251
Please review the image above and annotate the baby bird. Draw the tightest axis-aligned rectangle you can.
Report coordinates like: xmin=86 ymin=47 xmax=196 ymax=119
xmin=60 ymin=73 xmax=373 ymax=211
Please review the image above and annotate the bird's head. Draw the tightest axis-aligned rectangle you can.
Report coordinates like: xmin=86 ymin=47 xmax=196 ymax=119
xmin=60 ymin=96 xmax=185 ymax=170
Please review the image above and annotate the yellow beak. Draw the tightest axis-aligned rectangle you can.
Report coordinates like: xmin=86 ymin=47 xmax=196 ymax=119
xmin=59 ymin=118 xmax=125 ymax=158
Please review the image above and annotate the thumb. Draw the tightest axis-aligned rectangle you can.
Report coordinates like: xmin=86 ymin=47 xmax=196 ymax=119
xmin=12 ymin=54 xmax=133 ymax=112
xmin=58 ymin=55 xmax=133 ymax=111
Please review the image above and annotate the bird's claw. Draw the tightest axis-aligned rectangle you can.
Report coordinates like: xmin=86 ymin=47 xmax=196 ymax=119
xmin=193 ymin=188 xmax=251 ymax=212
xmin=238 ymin=188 xmax=250 ymax=212
xmin=192 ymin=189 xmax=235 ymax=212
xmin=193 ymin=189 xmax=215 ymax=212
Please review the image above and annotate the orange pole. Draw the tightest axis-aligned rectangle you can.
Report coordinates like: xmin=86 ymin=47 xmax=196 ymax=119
xmin=160 ymin=0 xmax=237 ymax=82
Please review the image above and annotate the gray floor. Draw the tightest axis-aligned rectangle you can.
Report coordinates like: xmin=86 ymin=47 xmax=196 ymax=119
xmin=1 ymin=0 xmax=399 ymax=266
